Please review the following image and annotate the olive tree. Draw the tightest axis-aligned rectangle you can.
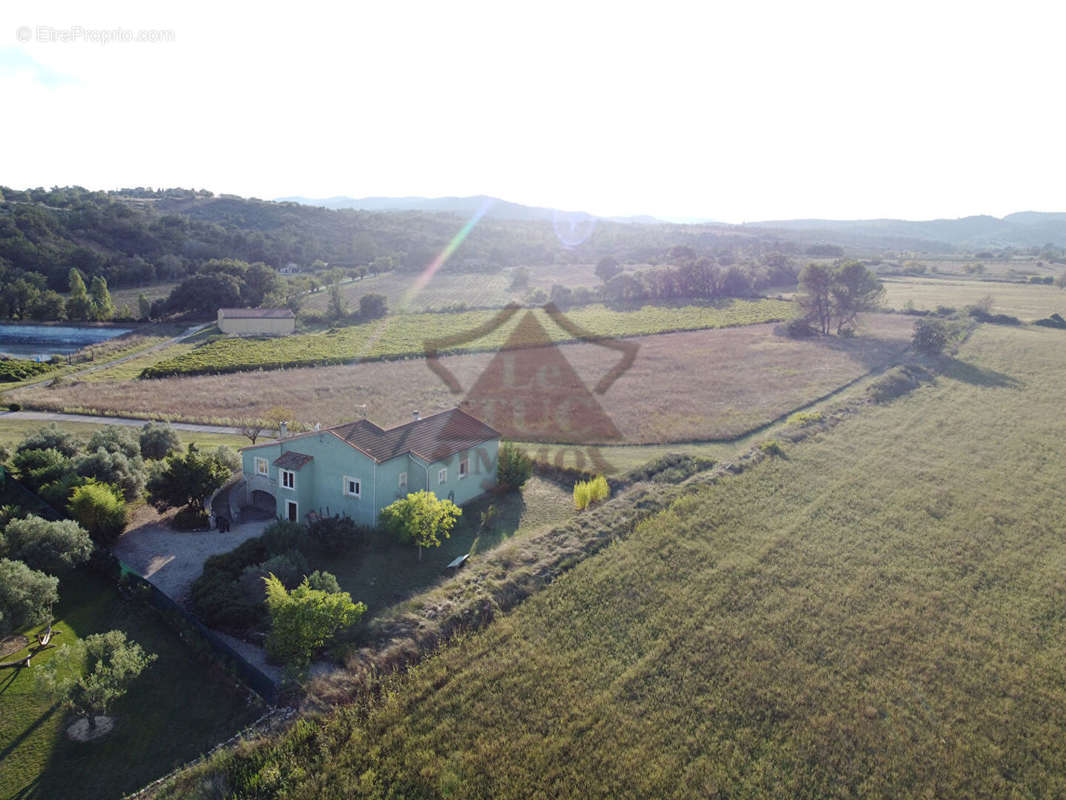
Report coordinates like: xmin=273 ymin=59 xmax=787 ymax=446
xmin=0 ymin=558 xmax=59 ymax=635
xmin=37 ymin=630 xmax=156 ymax=731
xmin=2 ymin=515 xmax=93 ymax=574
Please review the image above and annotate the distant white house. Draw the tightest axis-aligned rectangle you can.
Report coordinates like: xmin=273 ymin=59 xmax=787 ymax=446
xmin=217 ymin=308 xmax=296 ymax=336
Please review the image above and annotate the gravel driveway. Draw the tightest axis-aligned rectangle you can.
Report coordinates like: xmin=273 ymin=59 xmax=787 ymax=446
xmin=115 ymin=518 xmax=270 ymax=604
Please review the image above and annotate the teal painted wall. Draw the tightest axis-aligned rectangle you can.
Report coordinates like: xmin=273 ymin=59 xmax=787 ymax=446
xmin=241 ymin=434 xmax=500 ymax=524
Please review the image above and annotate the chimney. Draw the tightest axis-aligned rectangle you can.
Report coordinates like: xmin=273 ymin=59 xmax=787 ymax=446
xmin=412 ymin=410 xmax=420 ymax=421
xmin=279 ymin=421 xmax=288 ymax=439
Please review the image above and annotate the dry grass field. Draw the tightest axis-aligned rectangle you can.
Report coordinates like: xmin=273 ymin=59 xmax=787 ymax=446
xmin=156 ymin=322 xmax=1066 ymax=800
xmin=12 ymin=314 xmax=913 ymax=444
xmin=881 ymin=276 xmax=1066 ymax=319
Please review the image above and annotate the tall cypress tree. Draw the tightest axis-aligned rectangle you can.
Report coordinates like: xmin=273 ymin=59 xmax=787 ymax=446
xmin=89 ymin=275 xmax=115 ymax=321
xmin=67 ymin=268 xmax=93 ymax=321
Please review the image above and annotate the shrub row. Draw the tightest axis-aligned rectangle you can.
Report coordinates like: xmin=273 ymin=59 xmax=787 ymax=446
xmin=190 ymin=517 xmax=366 ymax=633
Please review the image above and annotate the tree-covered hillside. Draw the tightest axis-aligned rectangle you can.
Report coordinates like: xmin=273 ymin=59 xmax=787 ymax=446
xmin=0 ymin=186 xmax=796 ymax=293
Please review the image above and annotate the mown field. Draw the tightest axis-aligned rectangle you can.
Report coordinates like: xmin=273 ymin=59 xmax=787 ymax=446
xmin=0 ymin=571 xmax=261 ymax=800
xmin=881 ymin=276 xmax=1066 ymax=319
xmin=159 ymin=323 xmax=1066 ymax=798
xmin=128 ymin=299 xmax=796 ymax=378
xmin=300 ymin=264 xmax=642 ymax=313
xmin=12 ymin=314 xmax=912 ymax=445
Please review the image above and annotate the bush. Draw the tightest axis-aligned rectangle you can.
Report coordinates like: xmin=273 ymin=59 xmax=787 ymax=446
xmin=913 ymin=318 xmax=950 ymax=355
xmin=87 ymin=425 xmax=141 ymax=459
xmin=1034 ymin=313 xmax=1066 ymax=329
xmin=306 ymin=516 xmax=363 ymax=555
xmin=2 ymin=514 xmax=93 ymax=574
xmin=239 ymin=551 xmax=310 ymax=603
xmin=75 ymin=447 xmax=146 ymax=501
xmin=173 ymin=507 xmax=210 ymax=530
xmin=787 ymin=410 xmax=824 ymax=426
xmin=263 ymin=574 xmax=365 ymax=669
xmin=782 ymin=317 xmax=817 ymax=339
xmin=968 ymin=307 xmax=1021 ymax=326
xmin=214 ymin=445 xmax=241 ymax=474
xmin=359 ymin=293 xmax=388 ymax=319
xmin=0 ymin=557 xmax=59 ymax=635
xmin=621 ymin=453 xmax=715 ymax=484
xmin=139 ymin=421 xmax=181 ymax=460
xmin=573 ymin=476 xmax=609 ymax=510
xmin=13 ymin=448 xmax=73 ymax=493
xmin=306 ymin=570 xmax=341 ymax=594
xmin=760 ymin=440 xmax=785 ymax=457
xmin=868 ymin=364 xmax=933 ymax=403
xmin=8 ymin=402 xmax=21 ymax=412
xmin=496 ymin=442 xmax=533 ymax=490
xmin=68 ymin=482 xmax=128 ymax=545
xmin=38 ymin=472 xmax=89 ymax=509
xmin=16 ymin=424 xmax=83 ymax=457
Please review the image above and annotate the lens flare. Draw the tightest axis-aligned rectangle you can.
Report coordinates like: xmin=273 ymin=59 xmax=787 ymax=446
xmin=399 ymin=197 xmax=495 ymax=310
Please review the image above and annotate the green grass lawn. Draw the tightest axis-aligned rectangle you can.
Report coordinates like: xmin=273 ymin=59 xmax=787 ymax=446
xmin=159 ymin=322 xmax=1066 ymax=798
xmin=312 ymin=477 xmax=573 ymax=625
xmin=0 ymin=570 xmax=262 ymax=800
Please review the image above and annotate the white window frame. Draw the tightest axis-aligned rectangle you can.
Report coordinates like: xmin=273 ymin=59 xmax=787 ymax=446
xmin=280 ymin=469 xmax=296 ymax=490
xmin=343 ymin=475 xmax=362 ymax=498
xmin=458 ymin=457 xmax=469 ymax=479
xmin=398 ymin=471 xmax=408 ymax=490
xmin=254 ymin=456 xmax=269 ymax=476
xmin=438 ymin=467 xmax=447 ymax=485
xmin=285 ymin=500 xmax=298 ymax=521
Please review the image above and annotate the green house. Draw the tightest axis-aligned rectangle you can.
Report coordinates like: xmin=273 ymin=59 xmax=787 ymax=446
xmin=238 ymin=408 xmax=500 ymax=525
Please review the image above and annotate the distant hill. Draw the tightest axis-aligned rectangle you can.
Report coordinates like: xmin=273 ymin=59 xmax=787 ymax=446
xmin=276 ymin=194 xmax=663 ymax=225
xmin=743 ymin=212 xmax=1066 ymax=249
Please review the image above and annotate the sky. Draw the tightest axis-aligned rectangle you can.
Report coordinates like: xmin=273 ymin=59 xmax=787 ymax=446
xmin=2 ymin=0 xmax=1065 ymax=223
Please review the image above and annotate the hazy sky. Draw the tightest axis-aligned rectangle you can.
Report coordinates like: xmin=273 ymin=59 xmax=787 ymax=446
xmin=2 ymin=0 xmax=1064 ymax=223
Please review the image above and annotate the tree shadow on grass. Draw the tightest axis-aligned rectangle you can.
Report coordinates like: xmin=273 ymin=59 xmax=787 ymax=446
xmin=0 ymin=703 xmax=59 ymax=764
xmin=939 ymin=357 xmax=1024 ymax=389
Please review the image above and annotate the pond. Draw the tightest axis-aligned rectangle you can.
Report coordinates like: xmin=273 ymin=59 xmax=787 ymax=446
xmin=0 ymin=323 xmax=132 ymax=361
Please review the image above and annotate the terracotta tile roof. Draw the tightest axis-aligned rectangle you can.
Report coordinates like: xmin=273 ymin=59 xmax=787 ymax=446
xmin=330 ymin=408 xmax=500 ymax=463
xmin=273 ymin=451 xmax=314 ymax=470
xmin=219 ymin=308 xmax=295 ymax=319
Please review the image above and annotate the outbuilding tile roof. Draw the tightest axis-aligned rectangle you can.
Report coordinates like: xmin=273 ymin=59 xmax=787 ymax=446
xmin=273 ymin=451 xmax=314 ymax=470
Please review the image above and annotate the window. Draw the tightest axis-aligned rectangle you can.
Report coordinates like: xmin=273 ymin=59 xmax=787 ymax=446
xmin=438 ymin=467 xmax=447 ymax=484
xmin=458 ymin=457 xmax=469 ymax=479
xmin=254 ymin=457 xmax=269 ymax=476
xmin=286 ymin=500 xmax=298 ymax=521
xmin=398 ymin=471 xmax=407 ymax=490
xmin=343 ymin=476 xmax=361 ymax=497
xmin=280 ymin=469 xmax=295 ymax=490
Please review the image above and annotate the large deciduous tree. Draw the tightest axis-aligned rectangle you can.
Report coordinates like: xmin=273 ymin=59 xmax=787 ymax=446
xmin=797 ymin=260 xmax=883 ymax=335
